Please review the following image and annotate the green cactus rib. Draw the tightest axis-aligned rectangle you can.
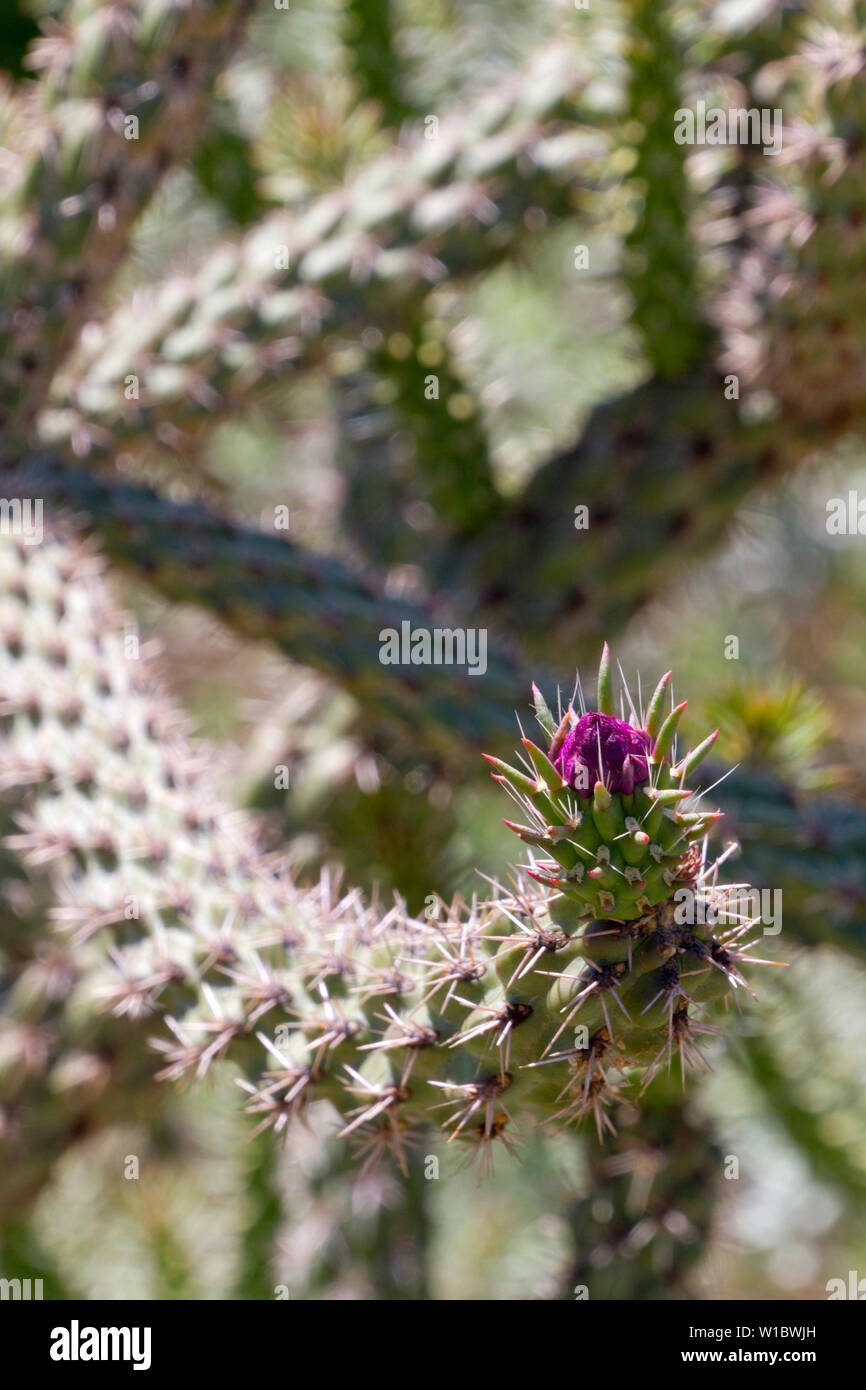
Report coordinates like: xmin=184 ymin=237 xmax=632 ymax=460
xmin=622 ymin=0 xmax=706 ymax=377
xmin=334 ymin=301 xmax=501 ymax=555
xmin=343 ymin=0 xmax=414 ymax=128
xmin=41 ymin=41 xmax=599 ymax=462
xmin=0 ymin=0 xmax=256 ymax=437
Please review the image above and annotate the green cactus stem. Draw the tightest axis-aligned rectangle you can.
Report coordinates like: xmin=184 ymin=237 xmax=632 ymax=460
xmin=0 ymin=0 xmax=256 ymax=435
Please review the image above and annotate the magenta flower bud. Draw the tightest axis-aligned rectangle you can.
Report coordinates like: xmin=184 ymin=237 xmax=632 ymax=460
xmin=551 ymin=712 xmax=653 ymax=794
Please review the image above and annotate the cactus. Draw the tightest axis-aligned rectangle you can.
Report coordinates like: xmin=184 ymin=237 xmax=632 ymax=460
xmin=342 ymin=0 xmax=414 ymax=128
xmin=6 ymin=460 xmax=866 ymax=957
xmin=41 ymin=41 xmax=595 ymax=464
xmin=0 ymin=0 xmax=256 ymax=435
xmin=623 ymin=0 xmax=705 ymax=376
xmin=334 ymin=303 xmax=501 ymax=564
xmin=1 ymin=547 xmax=763 ymax=1197
xmin=462 ymin=646 xmax=765 ymax=1139
xmin=0 ymin=524 xmax=441 ymax=1297
xmin=562 ymin=1081 xmax=721 ymax=1300
xmin=0 ymin=521 xmax=262 ymax=1217
xmin=4 ymin=0 xmax=866 ymax=1302
xmin=719 ymin=6 xmax=866 ymax=435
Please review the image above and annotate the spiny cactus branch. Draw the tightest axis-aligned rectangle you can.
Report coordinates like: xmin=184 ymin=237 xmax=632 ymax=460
xmin=719 ymin=15 xmax=866 ymax=435
xmin=42 ymin=42 xmax=598 ymax=462
xmin=334 ymin=300 xmax=501 ymax=555
xmin=343 ymin=0 xmax=415 ymax=128
xmin=0 ymin=0 xmax=255 ymax=436
xmin=623 ymin=0 xmax=706 ymax=376
xmin=430 ymin=370 xmax=787 ymax=653
xmin=3 ymin=458 xmax=526 ymax=753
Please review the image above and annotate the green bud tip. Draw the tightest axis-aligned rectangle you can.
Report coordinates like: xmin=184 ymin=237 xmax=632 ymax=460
xmin=597 ymin=642 xmax=614 ymax=715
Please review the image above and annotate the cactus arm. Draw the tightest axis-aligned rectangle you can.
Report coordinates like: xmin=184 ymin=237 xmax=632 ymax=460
xmin=718 ymin=768 xmax=866 ymax=960
xmin=718 ymin=10 xmax=866 ymax=436
xmin=0 ymin=528 xmax=440 ymax=1298
xmin=39 ymin=374 xmax=798 ymax=675
xmin=623 ymin=0 xmax=706 ymax=376
xmin=3 ymin=458 xmax=526 ymax=754
xmin=366 ymin=1151 xmax=432 ymax=1302
xmin=42 ymin=42 xmax=596 ymax=463
xmin=276 ymin=1126 xmax=432 ymax=1300
xmin=0 ymin=443 xmax=791 ymax=776
xmin=234 ymin=1132 xmax=284 ymax=1300
xmin=0 ymin=0 xmax=255 ymax=435
xmin=434 ymin=369 xmax=789 ymax=656
xmin=0 ymin=530 xmax=485 ymax=1251
xmin=334 ymin=303 xmax=500 ymax=561
xmin=0 ymin=523 xmax=284 ymax=1223
xmin=561 ymin=1082 xmax=720 ymax=1300
xmin=343 ymin=0 xmax=414 ymax=127
xmin=308 ymin=1137 xmax=431 ymax=1301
